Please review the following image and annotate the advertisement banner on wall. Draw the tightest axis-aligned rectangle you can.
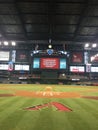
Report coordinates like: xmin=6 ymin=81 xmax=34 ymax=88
xmin=16 ymin=50 xmax=29 ymax=62
xmin=70 ymin=66 xmax=84 ymax=72
xmin=72 ymin=52 xmax=83 ymax=63
xmin=86 ymin=64 xmax=91 ymax=72
xmin=11 ymin=50 xmax=16 ymax=63
xmin=90 ymin=52 xmax=98 ymax=63
xmin=0 ymin=51 xmax=9 ymax=61
xmin=8 ymin=61 xmax=13 ymax=71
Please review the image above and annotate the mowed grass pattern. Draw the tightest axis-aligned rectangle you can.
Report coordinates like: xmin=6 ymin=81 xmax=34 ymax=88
xmin=0 ymin=84 xmax=98 ymax=130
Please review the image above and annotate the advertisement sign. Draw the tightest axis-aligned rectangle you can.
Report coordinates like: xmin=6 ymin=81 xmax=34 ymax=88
xmin=33 ymin=58 xmax=40 ymax=68
xmin=0 ymin=51 xmax=9 ymax=61
xmin=72 ymin=52 xmax=83 ymax=63
xmin=70 ymin=66 xmax=84 ymax=72
xmin=60 ymin=59 xmax=66 ymax=69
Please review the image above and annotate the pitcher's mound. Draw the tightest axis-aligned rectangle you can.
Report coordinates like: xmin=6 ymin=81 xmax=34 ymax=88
xmin=45 ymin=87 xmax=52 ymax=91
xmin=16 ymin=90 xmax=80 ymax=98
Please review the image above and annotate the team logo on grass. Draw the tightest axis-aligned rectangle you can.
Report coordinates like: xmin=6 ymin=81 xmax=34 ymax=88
xmin=25 ymin=102 xmax=72 ymax=112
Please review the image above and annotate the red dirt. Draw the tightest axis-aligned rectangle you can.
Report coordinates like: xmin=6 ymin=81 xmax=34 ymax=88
xmin=82 ymin=96 xmax=98 ymax=100
xmin=1 ymin=86 xmax=98 ymax=100
xmin=0 ymin=94 xmax=15 ymax=97
xmin=15 ymin=90 xmax=80 ymax=98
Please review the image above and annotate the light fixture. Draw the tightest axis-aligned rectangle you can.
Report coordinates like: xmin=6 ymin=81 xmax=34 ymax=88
xmin=85 ymin=43 xmax=89 ymax=48
xmin=92 ymin=43 xmax=97 ymax=48
xmin=48 ymin=44 xmax=52 ymax=49
xmin=4 ymin=41 xmax=8 ymax=46
xmin=62 ymin=73 xmax=65 ymax=76
xmin=11 ymin=41 xmax=16 ymax=46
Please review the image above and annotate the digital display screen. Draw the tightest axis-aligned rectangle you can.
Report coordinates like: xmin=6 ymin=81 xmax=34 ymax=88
xmin=70 ymin=66 xmax=84 ymax=72
xmin=91 ymin=67 xmax=98 ymax=72
xmin=40 ymin=58 xmax=59 ymax=69
xmin=0 ymin=51 xmax=9 ymax=61
xmin=22 ymin=65 xmax=29 ymax=71
xmin=33 ymin=58 xmax=40 ymax=68
xmin=0 ymin=64 xmax=8 ymax=70
xmin=33 ymin=57 xmax=67 ymax=70
xmin=60 ymin=58 xmax=66 ymax=69
xmin=16 ymin=50 xmax=29 ymax=62
xmin=15 ymin=65 xmax=29 ymax=71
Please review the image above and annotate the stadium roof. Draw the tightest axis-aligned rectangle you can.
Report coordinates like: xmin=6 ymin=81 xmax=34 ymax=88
xmin=0 ymin=0 xmax=98 ymax=48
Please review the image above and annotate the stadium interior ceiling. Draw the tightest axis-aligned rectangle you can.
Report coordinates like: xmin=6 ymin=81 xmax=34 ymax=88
xmin=0 ymin=0 xmax=98 ymax=50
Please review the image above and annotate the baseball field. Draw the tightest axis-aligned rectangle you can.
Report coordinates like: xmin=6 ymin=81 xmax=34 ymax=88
xmin=0 ymin=84 xmax=98 ymax=130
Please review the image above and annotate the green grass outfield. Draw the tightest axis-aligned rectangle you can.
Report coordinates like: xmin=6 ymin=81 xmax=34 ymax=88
xmin=0 ymin=84 xmax=98 ymax=130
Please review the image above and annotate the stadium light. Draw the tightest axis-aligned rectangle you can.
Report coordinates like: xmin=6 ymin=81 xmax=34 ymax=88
xmin=92 ymin=43 xmax=97 ymax=48
xmin=62 ymin=73 xmax=65 ymax=76
xmin=11 ymin=41 xmax=16 ymax=46
xmin=4 ymin=41 xmax=8 ymax=46
xmin=48 ymin=44 xmax=52 ymax=49
xmin=85 ymin=43 xmax=89 ymax=48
